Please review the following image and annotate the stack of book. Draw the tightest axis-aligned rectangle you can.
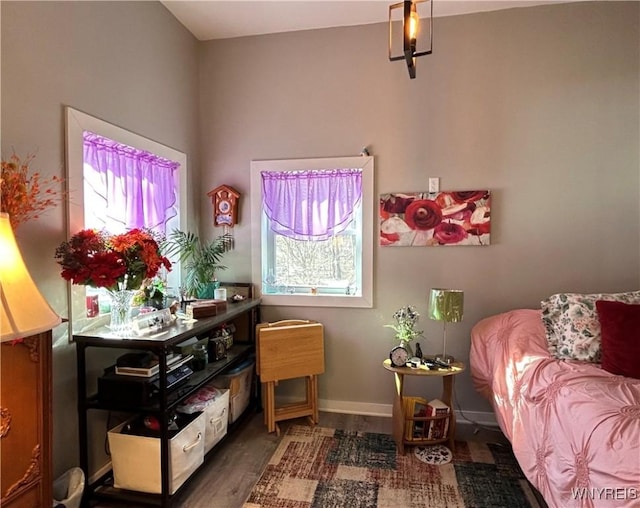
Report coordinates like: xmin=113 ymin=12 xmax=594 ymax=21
xmin=403 ymin=397 xmax=428 ymax=441
xmin=426 ymin=399 xmax=450 ymax=440
xmin=115 ymin=352 xmax=192 ymax=378
xmin=403 ymin=396 xmax=450 ymax=441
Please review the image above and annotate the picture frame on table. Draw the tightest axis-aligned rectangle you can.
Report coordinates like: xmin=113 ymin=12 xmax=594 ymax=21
xmin=219 ymin=282 xmax=253 ymax=302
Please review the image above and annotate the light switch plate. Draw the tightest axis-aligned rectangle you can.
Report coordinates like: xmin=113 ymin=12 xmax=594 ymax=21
xmin=428 ymin=177 xmax=440 ymax=193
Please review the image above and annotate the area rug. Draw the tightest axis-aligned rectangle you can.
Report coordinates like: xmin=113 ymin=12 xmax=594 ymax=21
xmin=244 ymin=425 xmax=544 ymax=508
xmin=414 ymin=444 xmax=452 ymax=465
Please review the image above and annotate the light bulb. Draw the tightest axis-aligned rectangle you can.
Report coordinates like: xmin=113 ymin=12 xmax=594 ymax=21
xmin=409 ymin=9 xmax=420 ymax=42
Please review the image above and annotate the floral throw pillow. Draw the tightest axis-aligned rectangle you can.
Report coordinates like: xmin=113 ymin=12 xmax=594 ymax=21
xmin=541 ymin=291 xmax=640 ymax=362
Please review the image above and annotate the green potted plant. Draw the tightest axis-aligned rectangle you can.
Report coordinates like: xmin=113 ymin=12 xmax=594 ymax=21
xmin=163 ymin=229 xmax=231 ymax=299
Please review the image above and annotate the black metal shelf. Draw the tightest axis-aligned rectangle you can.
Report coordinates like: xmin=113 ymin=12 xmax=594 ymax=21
xmin=74 ymin=299 xmax=260 ymax=349
xmin=75 ymin=298 xmax=261 ymax=508
xmin=86 ymin=400 xmax=257 ymax=507
xmin=84 ymin=344 xmax=253 ymax=413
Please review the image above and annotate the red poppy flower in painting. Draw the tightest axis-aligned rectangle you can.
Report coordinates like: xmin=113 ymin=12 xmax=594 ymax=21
xmin=433 ymin=222 xmax=468 ymax=244
xmin=381 ymin=194 xmax=415 ymax=215
xmin=380 ymin=231 xmax=400 ymax=245
xmin=466 ymin=222 xmax=491 ymax=236
xmin=404 ymin=200 xmax=442 ymax=230
xmin=464 ymin=206 xmax=491 ymax=236
xmin=442 ymin=202 xmax=474 ymax=220
xmin=450 ymin=191 xmax=489 ymax=203
xmin=379 ymin=200 xmax=391 ymax=221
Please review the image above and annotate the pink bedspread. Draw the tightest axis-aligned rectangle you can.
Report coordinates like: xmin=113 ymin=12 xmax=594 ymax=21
xmin=470 ymin=309 xmax=640 ymax=508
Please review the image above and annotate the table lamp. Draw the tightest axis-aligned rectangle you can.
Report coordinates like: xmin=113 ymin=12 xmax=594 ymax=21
xmin=0 ymin=213 xmax=61 ymax=341
xmin=428 ymin=288 xmax=463 ymax=364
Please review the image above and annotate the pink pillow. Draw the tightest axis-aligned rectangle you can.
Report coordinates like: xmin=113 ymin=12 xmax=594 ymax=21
xmin=595 ymin=300 xmax=640 ymax=379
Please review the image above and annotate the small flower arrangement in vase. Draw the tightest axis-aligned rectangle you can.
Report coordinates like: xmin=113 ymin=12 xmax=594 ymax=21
xmin=385 ymin=305 xmax=423 ymax=356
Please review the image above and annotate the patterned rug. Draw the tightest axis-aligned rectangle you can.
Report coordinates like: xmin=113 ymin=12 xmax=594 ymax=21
xmin=244 ymin=425 xmax=544 ymax=508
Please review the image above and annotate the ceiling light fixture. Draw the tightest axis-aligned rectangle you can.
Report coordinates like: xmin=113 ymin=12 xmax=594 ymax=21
xmin=388 ymin=0 xmax=432 ymax=79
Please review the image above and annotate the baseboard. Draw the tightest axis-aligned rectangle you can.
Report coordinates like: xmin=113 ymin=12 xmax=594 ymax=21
xmin=453 ymin=410 xmax=499 ymax=428
xmin=319 ymin=398 xmax=391 ymax=417
xmin=313 ymin=398 xmax=499 ymax=427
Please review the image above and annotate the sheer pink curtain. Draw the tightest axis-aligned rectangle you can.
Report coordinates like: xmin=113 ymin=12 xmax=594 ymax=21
xmin=83 ymin=131 xmax=179 ymax=233
xmin=261 ymin=168 xmax=362 ymax=241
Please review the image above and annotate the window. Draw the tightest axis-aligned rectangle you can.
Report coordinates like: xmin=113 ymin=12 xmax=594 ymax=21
xmin=65 ymin=107 xmax=187 ymax=336
xmin=251 ymin=156 xmax=374 ymax=308
xmin=81 ymin=131 xmax=181 ymax=306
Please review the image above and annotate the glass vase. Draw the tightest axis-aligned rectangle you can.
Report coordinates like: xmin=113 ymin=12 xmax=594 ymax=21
xmin=400 ymin=340 xmax=414 ymax=358
xmin=107 ymin=289 xmax=136 ymax=336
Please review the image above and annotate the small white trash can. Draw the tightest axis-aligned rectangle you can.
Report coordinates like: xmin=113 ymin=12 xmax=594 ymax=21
xmin=52 ymin=467 xmax=84 ymax=508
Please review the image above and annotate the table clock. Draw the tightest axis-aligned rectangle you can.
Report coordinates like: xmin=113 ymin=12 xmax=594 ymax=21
xmin=390 ymin=345 xmax=409 ymax=367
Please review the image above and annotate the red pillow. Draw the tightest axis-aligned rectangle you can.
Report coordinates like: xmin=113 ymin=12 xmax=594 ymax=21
xmin=595 ymin=300 xmax=640 ymax=379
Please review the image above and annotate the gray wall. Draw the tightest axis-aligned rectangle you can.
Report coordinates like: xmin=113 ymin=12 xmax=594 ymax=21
xmin=1 ymin=1 xmax=199 ymax=477
xmin=199 ymin=2 xmax=639 ymax=415
xmin=1 ymin=0 xmax=638 ymax=479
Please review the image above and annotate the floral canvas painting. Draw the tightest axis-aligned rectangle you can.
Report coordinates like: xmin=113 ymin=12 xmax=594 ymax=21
xmin=379 ymin=190 xmax=491 ymax=246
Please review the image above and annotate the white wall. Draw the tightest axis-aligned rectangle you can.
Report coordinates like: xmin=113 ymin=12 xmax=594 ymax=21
xmin=1 ymin=0 xmax=199 ymax=476
xmin=1 ymin=0 xmax=638 ymax=478
xmin=198 ymin=2 xmax=639 ymax=415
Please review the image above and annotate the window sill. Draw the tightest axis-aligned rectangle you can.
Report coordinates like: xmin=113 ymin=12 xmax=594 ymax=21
xmin=259 ymin=293 xmax=373 ymax=308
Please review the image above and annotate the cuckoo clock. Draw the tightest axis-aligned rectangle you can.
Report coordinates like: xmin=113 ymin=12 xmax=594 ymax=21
xmin=208 ymin=185 xmax=240 ymax=227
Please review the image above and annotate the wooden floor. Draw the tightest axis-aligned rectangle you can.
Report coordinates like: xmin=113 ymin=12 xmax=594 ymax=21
xmin=95 ymin=410 xmax=515 ymax=508
xmin=174 ymin=410 xmax=507 ymax=508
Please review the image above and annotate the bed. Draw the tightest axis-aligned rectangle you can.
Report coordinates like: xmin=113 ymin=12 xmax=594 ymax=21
xmin=470 ymin=305 xmax=640 ymax=508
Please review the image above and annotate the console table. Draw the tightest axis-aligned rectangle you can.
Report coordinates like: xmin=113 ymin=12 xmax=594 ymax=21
xmin=75 ymin=298 xmax=260 ymax=507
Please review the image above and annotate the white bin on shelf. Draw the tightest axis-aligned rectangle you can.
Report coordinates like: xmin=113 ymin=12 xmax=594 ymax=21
xmin=107 ymin=412 xmax=204 ymax=495
xmin=203 ymin=388 xmax=230 ymax=453
xmin=211 ymin=360 xmax=254 ymax=423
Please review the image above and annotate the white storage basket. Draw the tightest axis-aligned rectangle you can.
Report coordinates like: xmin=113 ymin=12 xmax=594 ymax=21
xmin=211 ymin=360 xmax=254 ymax=423
xmin=203 ymin=389 xmax=229 ymax=453
xmin=108 ymin=412 xmax=205 ymax=494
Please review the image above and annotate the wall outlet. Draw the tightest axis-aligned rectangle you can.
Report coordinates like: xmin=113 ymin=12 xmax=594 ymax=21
xmin=428 ymin=177 xmax=440 ymax=193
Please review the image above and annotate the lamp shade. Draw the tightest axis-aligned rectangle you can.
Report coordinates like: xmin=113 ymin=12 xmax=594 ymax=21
xmin=0 ymin=213 xmax=61 ymax=341
xmin=428 ymin=289 xmax=464 ymax=323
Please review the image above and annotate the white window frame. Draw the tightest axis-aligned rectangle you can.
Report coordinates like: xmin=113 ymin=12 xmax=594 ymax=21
xmin=65 ymin=106 xmax=188 ymax=337
xmin=250 ymin=156 xmax=374 ymax=308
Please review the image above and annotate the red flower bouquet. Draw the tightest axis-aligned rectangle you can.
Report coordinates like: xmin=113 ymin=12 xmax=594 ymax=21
xmin=55 ymin=228 xmax=171 ymax=290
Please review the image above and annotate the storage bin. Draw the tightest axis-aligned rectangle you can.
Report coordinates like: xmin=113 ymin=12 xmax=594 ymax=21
xmin=211 ymin=360 xmax=254 ymax=423
xmin=108 ymin=412 xmax=204 ymax=494
xmin=52 ymin=467 xmax=84 ymax=508
xmin=203 ymin=389 xmax=229 ymax=453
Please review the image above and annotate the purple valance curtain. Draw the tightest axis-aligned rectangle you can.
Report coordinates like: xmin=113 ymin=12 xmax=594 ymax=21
xmin=261 ymin=168 xmax=362 ymax=241
xmin=83 ymin=131 xmax=179 ymax=233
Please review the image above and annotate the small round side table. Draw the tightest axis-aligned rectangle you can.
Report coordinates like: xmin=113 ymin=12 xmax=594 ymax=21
xmin=383 ymin=358 xmax=466 ymax=454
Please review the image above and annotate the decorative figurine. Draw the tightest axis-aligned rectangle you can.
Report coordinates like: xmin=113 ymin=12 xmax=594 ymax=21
xmin=414 ymin=342 xmax=423 ymax=360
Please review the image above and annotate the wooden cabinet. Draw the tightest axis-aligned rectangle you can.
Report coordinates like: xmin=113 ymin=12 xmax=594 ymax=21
xmin=74 ymin=299 xmax=260 ymax=507
xmin=1 ymin=331 xmax=53 ymax=508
